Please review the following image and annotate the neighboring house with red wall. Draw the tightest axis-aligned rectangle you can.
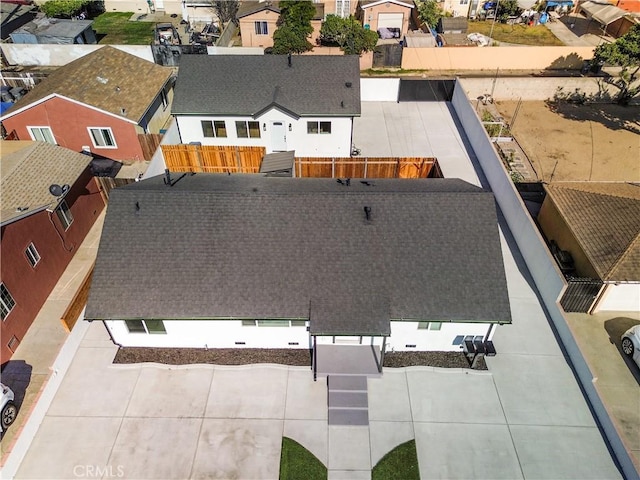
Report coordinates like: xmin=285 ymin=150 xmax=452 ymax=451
xmin=0 ymin=141 xmax=106 ymax=365
xmin=0 ymin=47 xmax=175 ymax=162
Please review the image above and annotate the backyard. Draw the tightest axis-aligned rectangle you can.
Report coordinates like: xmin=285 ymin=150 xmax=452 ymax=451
xmin=92 ymin=12 xmax=155 ymax=44
xmin=496 ymin=100 xmax=640 ymax=182
xmin=468 ymin=20 xmax=564 ymax=46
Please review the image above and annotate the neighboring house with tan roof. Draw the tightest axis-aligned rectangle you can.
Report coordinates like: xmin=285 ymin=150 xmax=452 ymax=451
xmin=0 ymin=46 xmax=175 ymax=162
xmin=0 ymin=141 xmax=106 ymax=365
xmin=538 ymin=182 xmax=640 ymax=312
xmin=237 ymin=1 xmax=325 ymax=48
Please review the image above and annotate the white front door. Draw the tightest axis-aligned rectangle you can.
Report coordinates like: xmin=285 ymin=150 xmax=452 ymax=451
xmin=271 ymin=121 xmax=287 ymax=152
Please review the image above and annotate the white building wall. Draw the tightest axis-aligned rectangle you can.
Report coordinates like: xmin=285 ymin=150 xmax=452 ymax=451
xmin=107 ymin=319 xmax=496 ymax=351
xmin=106 ymin=320 xmax=312 ymax=349
xmin=595 ymin=283 xmax=640 ymax=313
xmin=176 ymin=111 xmax=353 ymax=157
xmin=387 ymin=321 xmax=493 ymax=352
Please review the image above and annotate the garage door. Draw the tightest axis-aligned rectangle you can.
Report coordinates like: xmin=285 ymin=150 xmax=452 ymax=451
xmin=378 ymin=13 xmax=403 ymax=29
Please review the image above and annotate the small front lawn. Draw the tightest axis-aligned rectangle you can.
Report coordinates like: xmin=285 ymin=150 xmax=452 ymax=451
xmin=92 ymin=12 xmax=155 ymax=45
xmin=279 ymin=437 xmax=327 ymax=480
xmin=468 ymin=20 xmax=564 ymax=46
xmin=372 ymin=439 xmax=420 ymax=480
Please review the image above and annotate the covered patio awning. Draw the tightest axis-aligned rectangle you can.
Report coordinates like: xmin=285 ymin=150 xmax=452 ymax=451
xmin=309 ymin=295 xmax=391 ymax=337
xmin=579 ymin=1 xmax=626 ymax=26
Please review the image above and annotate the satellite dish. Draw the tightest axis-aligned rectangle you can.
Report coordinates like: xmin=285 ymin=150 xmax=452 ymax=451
xmin=49 ymin=184 xmax=63 ymax=197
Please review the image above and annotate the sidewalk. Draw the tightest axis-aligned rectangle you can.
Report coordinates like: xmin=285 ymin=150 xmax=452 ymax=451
xmin=0 ymin=210 xmax=106 ymax=465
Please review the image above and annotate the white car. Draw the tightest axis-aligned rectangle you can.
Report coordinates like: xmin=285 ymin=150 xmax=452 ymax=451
xmin=1 ymin=383 xmax=17 ymax=432
xmin=621 ymin=325 xmax=640 ymax=367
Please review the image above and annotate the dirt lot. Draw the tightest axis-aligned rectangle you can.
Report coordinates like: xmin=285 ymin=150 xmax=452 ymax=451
xmin=495 ymin=101 xmax=640 ymax=182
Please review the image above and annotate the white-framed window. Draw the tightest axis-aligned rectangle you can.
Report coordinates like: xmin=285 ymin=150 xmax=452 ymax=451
xmin=335 ymin=0 xmax=351 ymax=17
xmin=255 ymin=21 xmax=268 ymax=35
xmin=418 ymin=321 xmax=443 ymax=330
xmin=307 ymin=121 xmax=331 ymax=134
xmin=1 ymin=283 xmax=16 ymax=321
xmin=88 ymin=127 xmax=117 ymax=148
xmin=28 ymin=126 xmax=56 ymax=144
xmin=242 ymin=319 xmax=307 ymax=327
xmin=125 ymin=319 xmax=167 ymax=334
xmin=56 ymin=200 xmax=74 ymax=231
xmin=25 ymin=242 xmax=41 ymax=267
xmin=201 ymin=120 xmax=227 ymax=138
xmin=235 ymin=121 xmax=261 ymax=138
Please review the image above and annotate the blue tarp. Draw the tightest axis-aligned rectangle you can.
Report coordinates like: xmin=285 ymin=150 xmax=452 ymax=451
xmin=546 ymin=0 xmax=574 ymax=6
xmin=483 ymin=2 xmax=497 ymax=9
xmin=0 ymin=102 xmax=14 ymax=115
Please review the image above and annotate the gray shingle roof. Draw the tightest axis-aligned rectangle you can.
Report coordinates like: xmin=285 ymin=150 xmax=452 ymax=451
xmin=86 ymin=175 xmax=512 ymax=333
xmin=171 ymin=55 xmax=361 ymax=117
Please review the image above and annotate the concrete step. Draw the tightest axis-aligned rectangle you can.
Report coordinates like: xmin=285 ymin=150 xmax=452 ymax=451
xmin=328 ymin=375 xmax=368 ymax=392
xmin=329 ymin=391 xmax=368 ymax=409
xmin=328 ymin=408 xmax=369 ymax=426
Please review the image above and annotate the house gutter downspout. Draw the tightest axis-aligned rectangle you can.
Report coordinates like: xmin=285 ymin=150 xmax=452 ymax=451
xmin=101 ymin=320 xmax=123 ymax=348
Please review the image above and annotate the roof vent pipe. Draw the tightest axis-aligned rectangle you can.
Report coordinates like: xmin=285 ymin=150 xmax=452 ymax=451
xmin=164 ymin=169 xmax=172 ymax=186
xmin=364 ymin=206 xmax=371 ymax=221
xmin=288 ymin=53 xmax=292 ymax=67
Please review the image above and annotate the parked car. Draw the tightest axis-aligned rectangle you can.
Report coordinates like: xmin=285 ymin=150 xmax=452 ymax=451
xmin=621 ymin=325 xmax=640 ymax=368
xmin=1 ymin=383 xmax=17 ymax=432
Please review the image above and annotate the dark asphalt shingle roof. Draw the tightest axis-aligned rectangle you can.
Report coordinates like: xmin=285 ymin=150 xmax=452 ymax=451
xmin=171 ymin=55 xmax=361 ymax=117
xmin=86 ymin=175 xmax=512 ymax=333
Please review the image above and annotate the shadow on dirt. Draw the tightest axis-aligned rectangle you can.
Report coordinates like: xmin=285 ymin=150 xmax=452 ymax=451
xmin=545 ymin=101 xmax=640 ymax=135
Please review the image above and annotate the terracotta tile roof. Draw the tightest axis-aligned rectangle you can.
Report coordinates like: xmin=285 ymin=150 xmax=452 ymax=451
xmin=0 ymin=141 xmax=91 ymax=225
xmin=545 ymin=182 xmax=640 ymax=281
xmin=4 ymin=46 xmax=173 ymax=123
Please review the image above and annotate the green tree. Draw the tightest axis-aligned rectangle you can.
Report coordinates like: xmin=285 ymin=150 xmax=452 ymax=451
xmin=593 ymin=24 xmax=640 ymax=105
xmin=211 ymin=0 xmax=239 ymax=26
xmin=496 ymin=0 xmax=521 ymax=22
xmin=417 ymin=0 xmax=444 ymax=30
xmin=320 ymin=15 xmax=378 ymax=55
xmin=41 ymin=0 xmax=90 ymax=18
xmin=272 ymin=0 xmax=316 ymax=54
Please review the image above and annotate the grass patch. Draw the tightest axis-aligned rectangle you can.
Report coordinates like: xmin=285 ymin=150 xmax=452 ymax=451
xmin=92 ymin=12 xmax=155 ymax=45
xmin=468 ymin=21 xmax=564 ymax=46
xmin=372 ymin=439 xmax=420 ymax=480
xmin=279 ymin=437 xmax=327 ymax=480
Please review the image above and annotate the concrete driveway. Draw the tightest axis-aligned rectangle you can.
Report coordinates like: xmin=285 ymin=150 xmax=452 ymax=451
xmin=4 ymin=101 xmax=625 ymax=480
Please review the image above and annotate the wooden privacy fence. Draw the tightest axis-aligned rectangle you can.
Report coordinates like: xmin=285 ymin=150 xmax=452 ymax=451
xmin=138 ymin=133 xmax=163 ymax=161
xmin=161 ymin=145 xmax=441 ymax=179
xmin=296 ymin=157 xmax=441 ymax=178
xmin=162 ymin=145 xmax=265 ymax=173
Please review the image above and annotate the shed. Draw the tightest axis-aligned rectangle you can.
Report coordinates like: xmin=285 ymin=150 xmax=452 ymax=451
xmin=10 ymin=16 xmax=96 ymax=44
xmin=259 ymin=151 xmax=295 ymax=177
xmin=437 ymin=17 xmax=468 ymax=34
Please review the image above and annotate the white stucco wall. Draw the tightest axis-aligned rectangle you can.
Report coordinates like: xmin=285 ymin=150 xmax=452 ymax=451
xmin=360 ymin=78 xmax=401 ymax=101
xmin=106 ymin=319 xmax=313 ymax=349
xmin=388 ymin=321 xmax=494 ymax=352
xmin=107 ymin=319 xmax=495 ymax=352
xmin=176 ymin=110 xmax=354 ymax=157
xmin=595 ymin=283 xmax=640 ymax=312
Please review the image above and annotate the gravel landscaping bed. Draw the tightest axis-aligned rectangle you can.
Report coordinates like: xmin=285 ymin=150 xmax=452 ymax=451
xmin=113 ymin=348 xmax=487 ymax=370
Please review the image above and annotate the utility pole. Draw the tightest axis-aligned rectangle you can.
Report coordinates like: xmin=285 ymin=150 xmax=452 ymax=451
xmin=488 ymin=0 xmax=501 ymax=44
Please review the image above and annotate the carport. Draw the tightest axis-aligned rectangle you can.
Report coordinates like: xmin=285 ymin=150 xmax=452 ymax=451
xmin=578 ymin=1 xmax=626 ymax=33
